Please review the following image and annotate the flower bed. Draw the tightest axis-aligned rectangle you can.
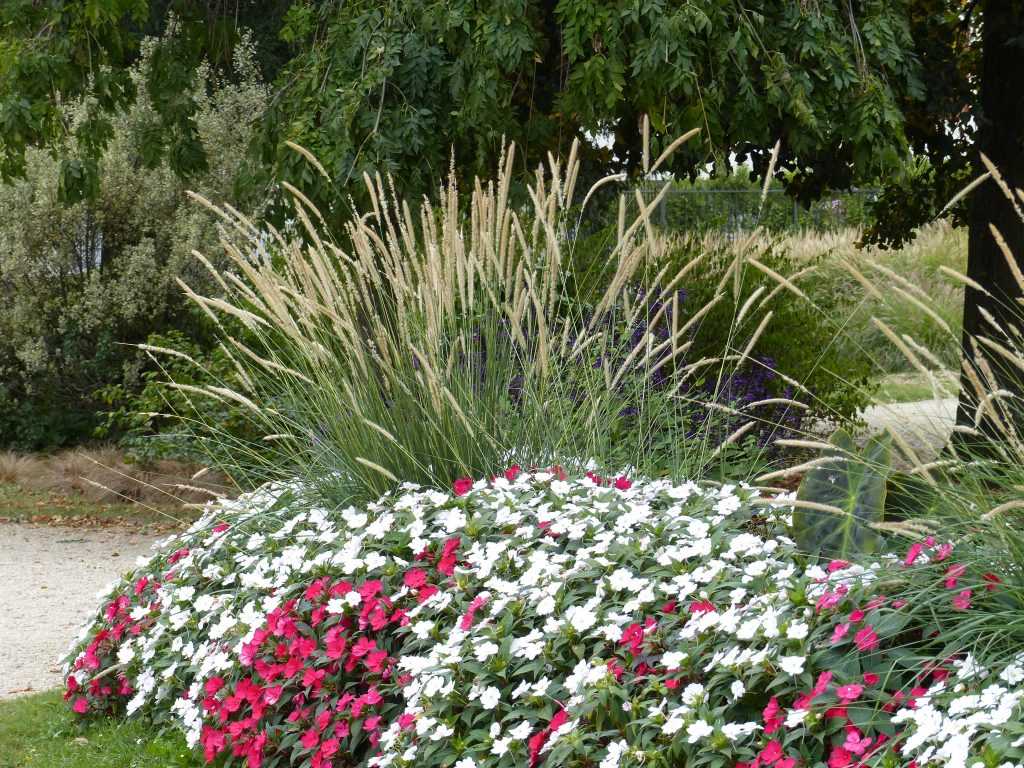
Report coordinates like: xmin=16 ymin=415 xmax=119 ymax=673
xmin=63 ymin=470 xmax=1024 ymax=768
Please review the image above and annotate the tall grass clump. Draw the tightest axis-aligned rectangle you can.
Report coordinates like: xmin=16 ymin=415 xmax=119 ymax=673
xmin=150 ymin=135 xmax=814 ymax=502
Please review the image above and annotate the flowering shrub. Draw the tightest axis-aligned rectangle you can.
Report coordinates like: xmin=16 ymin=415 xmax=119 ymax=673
xmin=64 ymin=471 xmax=1024 ymax=768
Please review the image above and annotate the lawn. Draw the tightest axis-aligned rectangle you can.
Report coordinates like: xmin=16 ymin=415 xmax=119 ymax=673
xmin=0 ymin=691 xmax=199 ymax=768
xmin=0 ymin=482 xmax=194 ymax=530
xmin=871 ymin=370 xmax=959 ymax=403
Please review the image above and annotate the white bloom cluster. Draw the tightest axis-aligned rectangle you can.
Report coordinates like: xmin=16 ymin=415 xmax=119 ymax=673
xmin=63 ymin=472 xmax=1024 ymax=768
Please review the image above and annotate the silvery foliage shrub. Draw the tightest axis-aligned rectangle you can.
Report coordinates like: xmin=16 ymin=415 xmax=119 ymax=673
xmin=64 ymin=471 xmax=1024 ymax=768
xmin=0 ymin=32 xmax=268 ymax=449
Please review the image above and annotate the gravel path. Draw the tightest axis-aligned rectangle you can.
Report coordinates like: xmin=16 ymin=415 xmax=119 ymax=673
xmin=0 ymin=523 xmax=160 ymax=699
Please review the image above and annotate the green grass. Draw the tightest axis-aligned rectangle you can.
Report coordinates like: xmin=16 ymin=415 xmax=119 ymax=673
xmin=0 ymin=483 xmax=194 ymax=530
xmin=0 ymin=691 xmax=199 ymax=768
xmin=871 ymin=370 xmax=959 ymax=403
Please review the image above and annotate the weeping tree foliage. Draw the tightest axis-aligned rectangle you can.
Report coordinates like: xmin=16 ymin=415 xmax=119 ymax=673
xmin=2 ymin=1 xmax=1023 ymax=438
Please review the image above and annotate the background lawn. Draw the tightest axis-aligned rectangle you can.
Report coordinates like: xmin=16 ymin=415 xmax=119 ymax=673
xmin=0 ymin=691 xmax=199 ymax=768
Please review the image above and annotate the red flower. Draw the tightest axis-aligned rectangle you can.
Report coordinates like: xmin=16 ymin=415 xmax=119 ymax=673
xmin=854 ymin=625 xmax=879 ymax=652
xmin=438 ymin=536 xmax=460 ymax=576
xmin=403 ymin=569 xmax=428 ymax=588
xmin=689 ymin=600 xmax=716 ymax=614
xmin=504 ymin=465 xmax=521 ymax=481
xmin=763 ymin=697 xmax=784 ymax=734
xmin=453 ymin=477 xmax=473 ymax=496
xmin=828 ymin=746 xmax=853 ymax=768
xmin=983 ymin=572 xmax=1002 ymax=591
xmin=201 ymin=725 xmax=226 ymax=762
xmin=205 ymin=677 xmax=226 ymax=696
xmin=863 ymin=673 xmax=880 ymax=686
xmin=758 ymin=740 xmax=783 ymax=763
xmin=614 ymin=476 xmax=632 ymax=490
xmin=212 ymin=522 xmax=230 ymax=533
xmin=300 ymin=728 xmax=319 ymax=750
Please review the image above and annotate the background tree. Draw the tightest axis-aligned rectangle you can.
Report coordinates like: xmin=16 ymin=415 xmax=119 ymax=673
xmin=2 ymin=0 xmax=1021 ymax=434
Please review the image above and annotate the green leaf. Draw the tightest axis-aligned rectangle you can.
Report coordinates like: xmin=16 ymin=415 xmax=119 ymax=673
xmin=793 ymin=429 xmax=892 ymax=558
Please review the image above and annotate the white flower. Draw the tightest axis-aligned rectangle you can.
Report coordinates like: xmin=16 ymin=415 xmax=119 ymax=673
xmin=662 ymin=717 xmax=684 ymax=735
xmin=474 ymin=642 xmax=499 ymax=662
xmin=600 ymin=740 xmax=629 ymax=768
xmin=730 ymin=680 xmax=746 ymax=699
xmin=785 ymin=708 xmax=808 ymax=728
xmin=722 ymin=722 xmax=759 ymax=742
xmin=480 ymin=686 xmax=501 ymax=710
xmin=431 ymin=724 xmax=454 ymax=741
xmin=786 ymin=621 xmax=810 ymax=640
xmin=662 ymin=651 xmax=687 ymax=669
xmin=490 ymin=737 xmax=511 ymax=757
xmin=565 ymin=605 xmax=597 ymax=633
xmin=454 ymin=759 xmax=476 ymax=768
xmin=778 ymin=655 xmax=806 ymax=676
xmin=687 ymin=719 xmax=714 ymax=743
xmin=509 ymin=721 xmax=532 ymax=740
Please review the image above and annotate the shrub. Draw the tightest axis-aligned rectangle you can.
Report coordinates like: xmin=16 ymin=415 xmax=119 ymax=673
xmin=64 ymin=470 xmax=1024 ymax=768
xmin=0 ymin=33 xmax=268 ymax=450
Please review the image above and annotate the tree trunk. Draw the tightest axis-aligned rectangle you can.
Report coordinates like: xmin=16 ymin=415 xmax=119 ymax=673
xmin=954 ymin=0 xmax=1024 ymax=446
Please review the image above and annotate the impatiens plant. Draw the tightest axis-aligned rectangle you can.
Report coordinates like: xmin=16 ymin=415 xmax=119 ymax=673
xmin=64 ymin=471 xmax=1024 ymax=768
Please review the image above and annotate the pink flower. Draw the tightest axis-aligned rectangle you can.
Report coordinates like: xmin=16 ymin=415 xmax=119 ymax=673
xmin=614 ymin=476 xmax=632 ymax=490
xmin=758 ymin=741 xmax=783 ymax=764
xmin=453 ymin=477 xmax=473 ymax=496
xmin=848 ymin=609 xmax=865 ymax=622
xmin=827 ymin=559 xmax=851 ymax=572
xmin=952 ymin=589 xmax=972 ymax=611
xmin=863 ymin=673 xmax=880 ymax=686
xmin=903 ymin=542 xmax=924 ymax=566
xmin=854 ymin=625 xmax=879 ymax=652
xmin=72 ymin=697 xmax=89 ymax=714
xmin=843 ymin=726 xmax=873 ymax=755
xmin=762 ymin=697 xmax=784 ymax=734
xmin=836 ymin=683 xmax=863 ymax=703
xmin=935 ymin=542 xmax=953 ymax=561
xmin=831 ymin=622 xmax=850 ymax=644
xmin=812 ymin=671 xmax=833 ymax=697
xmin=945 ymin=563 xmax=966 ymax=589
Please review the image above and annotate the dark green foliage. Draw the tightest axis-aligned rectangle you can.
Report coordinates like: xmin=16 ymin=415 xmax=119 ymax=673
xmin=3 ymin=1 xmax=923 ymax=228
xmin=94 ymin=330 xmax=263 ymax=464
xmin=793 ymin=429 xmax=893 ymax=559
